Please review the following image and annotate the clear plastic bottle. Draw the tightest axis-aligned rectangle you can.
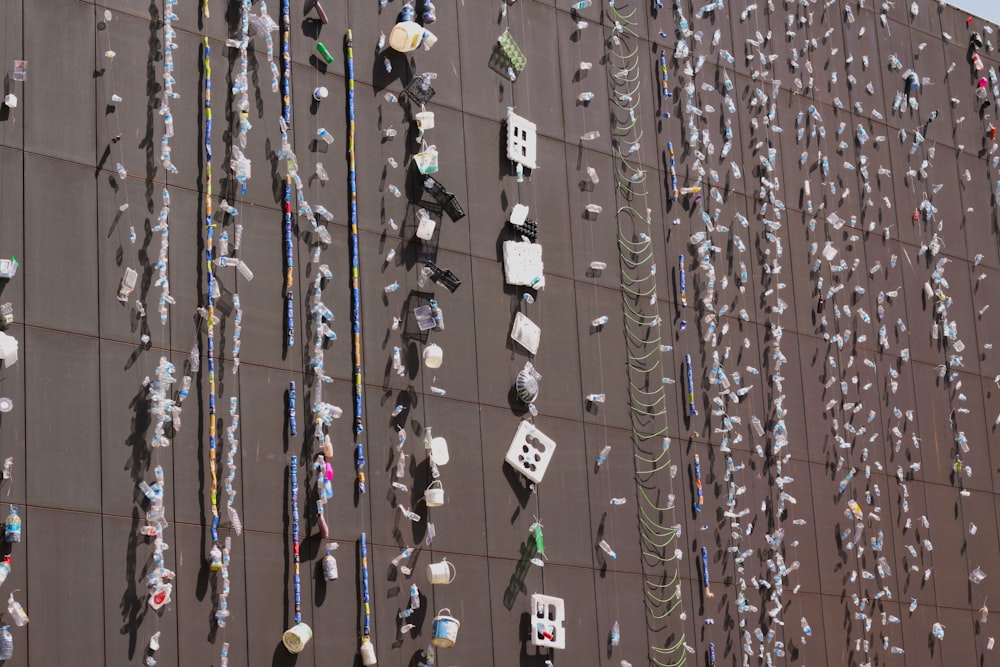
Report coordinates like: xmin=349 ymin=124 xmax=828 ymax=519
xmin=0 ymin=556 xmax=11 ymax=587
xmin=322 ymin=542 xmax=339 ymax=581
xmin=0 ymin=626 xmax=11 ymax=660
xmin=611 ymin=619 xmax=621 ymax=646
xmin=592 ymin=316 xmax=609 ymax=327
xmin=7 ymin=594 xmax=26 ymax=627
xmin=409 ymin=583 xmax=420 ymax=609
xmin=317 ymin=128 xmax=334 ymax=145
xmin=586 ymin=393 xmax=606 ymax=403
xmin=598 ymin=539 xmax=617 ymax=559
xmin=596 ymin=445 xmax=611 ymax=466
xmin=581 ymin=130 xmax=600 ymax=141
xmin=4 ymin=507 xmax=19 ymax=543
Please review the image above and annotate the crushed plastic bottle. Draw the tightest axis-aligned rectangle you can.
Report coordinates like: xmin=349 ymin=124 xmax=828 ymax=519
xmin=7 ymin=594 xmax=26 ymax=627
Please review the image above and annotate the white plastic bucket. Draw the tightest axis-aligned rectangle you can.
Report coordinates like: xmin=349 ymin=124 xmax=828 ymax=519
xmin=432 ymin=609 xmax=460 ymax=647
xmin=282 ymin=623 xmax=313 ymax=653
xmin=424 ymin=480 xmax=445 ymax=507
xmin=415 ymin=111 xmax=436 ymax=131
xmin=414 ymin=148 xmax=439 ymax=174
xmin=426 ymin=558 xmax=457 ymax=584
xmin=423 ymin=343 xmax=444 ymax=369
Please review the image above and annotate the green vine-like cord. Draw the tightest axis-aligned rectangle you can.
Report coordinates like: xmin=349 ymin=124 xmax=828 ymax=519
xmin=642 ymin=528 xmax=680 ymax=549
xmin=624 ymin=326 xmax=659 ymax=348
xmin=646 ymin=596 xmax=685 ymax=620
xmin=627 ymin=345 xmax=661 ymax=362
xmin=649 ymin=648 xmax=687 ymax=667
xmin=629 ymin=391 xmax=665 ymax=410
xmin=604 ymin=3 xmax=686 ymax=652
xmin=608 ymin=3 xmax=638 ymax=23
xmin=638 ymin=505 xmax=676 ymax=535
xmin=612 ymin=78 xmax=642 ymax=102
xmin=621 ymin=278 xmax=657 ymax=298
xmin=646 ymin=583 xmax=682 ymax=605
xmin=633 ymin=423 xmax=670 ymax=439
xmin=645 ymin=570 xmax=680 ymax=588
xmin=622 ymin=297 xmax=659 ymax=321
xmin=652 ymin=635 xmax=688 ymax=654
xmin=618 ymin=229 xmax=651 ymax=248
xmin=639 ymin=485 xmax=674 ymax=511
xmin=635 ymin=460 xmax=672 ymax=477
xmin=628 ymin=360 xmax=662 ymax=376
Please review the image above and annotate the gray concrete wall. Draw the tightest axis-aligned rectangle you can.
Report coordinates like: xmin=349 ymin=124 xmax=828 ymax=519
xmin=0 ymin=0 xmax=998 ymax=665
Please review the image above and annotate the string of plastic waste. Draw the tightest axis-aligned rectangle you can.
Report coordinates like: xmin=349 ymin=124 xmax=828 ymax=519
xmin=203 ymin=36 xmax=219 ymax=545
xmin=154 ymin=0 xmax=179 ymax=326
xmin=291 ymin=457 xmax=301 ymax=625
xmin=347 ymin=29 xmax=368 ymax=493
xmin=232 ymin=0 xmax=252 ymax=193
xmin=604 ymin=4 xmax=687 ymax=664
xmin=281 ymin=0 xmax=294 ymax=351
xmin=360 ymin=532 xmax=374 ymax=659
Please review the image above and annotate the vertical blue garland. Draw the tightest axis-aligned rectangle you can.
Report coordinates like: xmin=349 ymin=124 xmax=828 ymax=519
xmin=204 ymin=36 xmax=219 ymax=545
xmin=360 ymin=532 xmax=371 ymax=640
xmin=282 ymin=0 xmax=295 ymax=349
xmin=347 ymin=30 xmax=367 ymax=493
xmin=291 ymin=457 xmax=301 ymax=625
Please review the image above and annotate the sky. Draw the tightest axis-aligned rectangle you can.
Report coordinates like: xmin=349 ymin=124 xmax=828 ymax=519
xmin=951 ymin=0 xmax=1000 ymax=25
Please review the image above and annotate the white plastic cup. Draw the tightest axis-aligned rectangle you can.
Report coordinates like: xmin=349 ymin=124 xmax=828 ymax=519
xmin=360 ymin=639 xmax=377 ymax=665
xmin=423 ymin=343 xmax=443 ymax=368
xmin=282 ymin=623 xmax=313 ymax=653
xmin=313 ymin=86 xmax=329 ymax=101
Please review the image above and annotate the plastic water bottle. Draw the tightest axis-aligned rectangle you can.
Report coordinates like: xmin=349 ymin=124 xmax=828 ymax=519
xmin=598 ymin=539 xmax=617 ymax=559
xmin=7 ymin=595 xmax=27 ymax=627
xmin=596 ymin=445 xmax=611 ymax=467
xmin=430 ymin=299 xmax=445 ymax=331
xmin=409 ymin=583 xmax=420 ymax=609
xmin=578 ymin=92 xmax=595 ymax=102
xmin=322 ymin=543 xmax=339 ymax=581
xmin=4 ymin=506 xmax=19 ymax=543
xmin=0 ymin=626 xmax=12 ymax=660
xmin=570 ymin=0 xmax=592 ymax=8
xmin=592 ymin=316 xmax=609 ymax=327
xmin=586 ymin=393 xmax=606 ymax=403
xmin=317 ymin=128 xmax=334 ymax=145
xmin=581 ymin=131 xmax=600 ymax=141
xmin=611 ymin=619 xmax=620 ymax=646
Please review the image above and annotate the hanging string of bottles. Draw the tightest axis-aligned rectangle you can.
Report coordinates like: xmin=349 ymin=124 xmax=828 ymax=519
xmin=155 ymin=0 xmax=179 ymax=327
xmin=604 ymin=3 xmax=688 ymax=665
xmin=359 ymin=532 xmax=374 ymax=662
xmin=202 ymin=35 xmax=220 ymax=548
xmin=347 ymin=29 xmax=367 ymax=493
xmin=291 ymin=457 xmax=302 ymax=625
